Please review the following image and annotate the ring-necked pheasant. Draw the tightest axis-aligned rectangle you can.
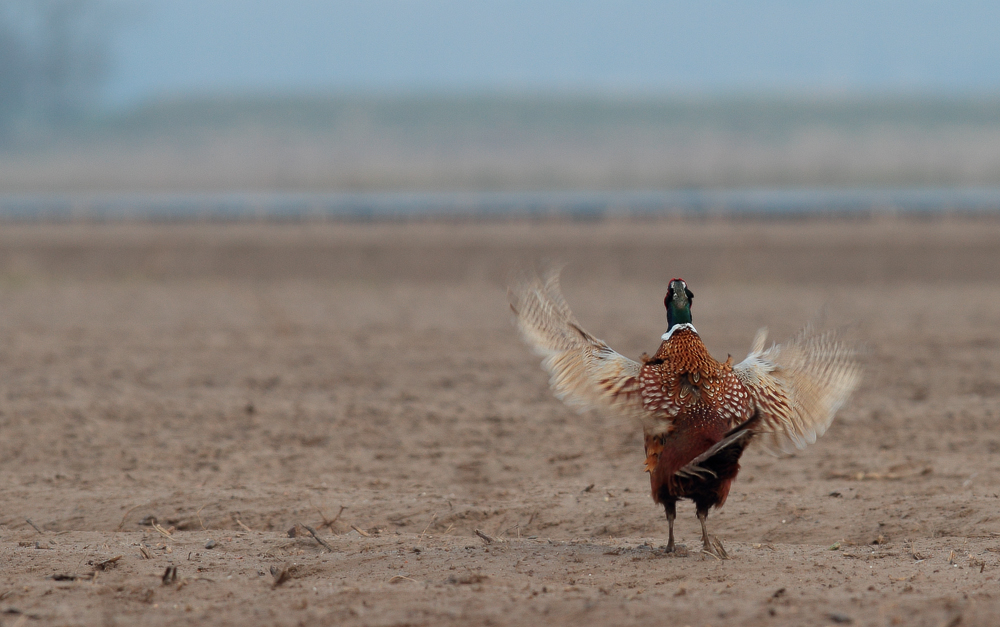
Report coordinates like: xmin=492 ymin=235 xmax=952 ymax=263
xmin=509 ymin=269 xmax=861 ymax=558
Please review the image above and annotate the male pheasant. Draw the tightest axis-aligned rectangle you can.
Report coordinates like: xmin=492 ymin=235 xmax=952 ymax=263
xmin=509 ymin=270 xmax=861 ymax=558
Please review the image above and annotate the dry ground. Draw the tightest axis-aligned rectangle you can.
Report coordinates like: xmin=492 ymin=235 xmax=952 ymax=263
xmin=1 ymin=217 xmax=1000 ymax=626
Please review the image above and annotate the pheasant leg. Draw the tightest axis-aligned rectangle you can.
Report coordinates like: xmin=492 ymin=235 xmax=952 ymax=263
xmin=697 ymin=509 xmax=729 ymax=560
xmin=664 ymin=501 xmax=676 ymax=552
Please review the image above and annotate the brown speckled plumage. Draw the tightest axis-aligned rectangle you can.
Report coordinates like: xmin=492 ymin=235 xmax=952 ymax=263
xmin=640 ymin=326 xmax=753 ymax=497
xmin=510 ymin=268 xmax=861 ymax=558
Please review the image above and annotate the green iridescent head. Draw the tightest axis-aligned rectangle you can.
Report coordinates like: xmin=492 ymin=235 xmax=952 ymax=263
xmin=664 ymin=278 xmax=693 ymax=329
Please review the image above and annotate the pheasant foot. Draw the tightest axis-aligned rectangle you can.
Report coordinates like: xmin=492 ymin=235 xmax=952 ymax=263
xmin=697 ymin=509 xmax=730 ymax=559
xmin=701 ymin=534 xmax=730 ymax=560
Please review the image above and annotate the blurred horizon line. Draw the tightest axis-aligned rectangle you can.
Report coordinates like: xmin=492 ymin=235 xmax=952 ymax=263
xmin=5 ymin=187 xmax=1000 ymax=221
xmin=4 ymin=91 xmax=1000 ymax=194
xmin=99 ymin=86 xmax=1000 ymax=114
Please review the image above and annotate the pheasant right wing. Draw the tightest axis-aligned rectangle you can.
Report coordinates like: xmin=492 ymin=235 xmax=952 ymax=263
xmin=733 ymin=326 xmax=862 ymax=455
xmin=509 ymin=268 xmax=647 ymax=422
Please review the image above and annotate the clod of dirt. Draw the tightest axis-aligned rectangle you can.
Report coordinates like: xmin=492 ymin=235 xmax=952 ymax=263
xmin=90 ymin=556 xmax=123 ymax=571
xmin=446 ymin=574 xmax=488 ymax=585
xmin=271 ymin=564 xmax=296 ymax=587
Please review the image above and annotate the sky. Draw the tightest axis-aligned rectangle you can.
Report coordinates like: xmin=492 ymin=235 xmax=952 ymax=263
xmin=105 ymin=0 xmax=1000 ymax=106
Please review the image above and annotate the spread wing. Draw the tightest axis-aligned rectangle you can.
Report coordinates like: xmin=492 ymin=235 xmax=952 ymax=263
xmin=733 ymin=326 xmax=862 ymax=455
xmin=508 ymin=267 xmax=647 ymax=422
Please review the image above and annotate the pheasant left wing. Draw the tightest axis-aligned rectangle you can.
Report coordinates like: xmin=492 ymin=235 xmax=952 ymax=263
xmin=733 ymin=326 xmax=862 ymax=455
xmin=509 ymin=268 xmax=647 ymax=422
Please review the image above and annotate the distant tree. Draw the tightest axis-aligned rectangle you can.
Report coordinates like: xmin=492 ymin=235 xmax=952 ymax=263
xmin=0 ymin=0 xmax=120 ymax=133
xmin=0 ymin=13 xmax=32 ymax=128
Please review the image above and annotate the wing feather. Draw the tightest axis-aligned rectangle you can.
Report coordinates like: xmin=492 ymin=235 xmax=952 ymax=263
xmin=509 ymin=267 xmax=647 ymax=421
xmin=733 ymin=326 xmax=862 ymax=455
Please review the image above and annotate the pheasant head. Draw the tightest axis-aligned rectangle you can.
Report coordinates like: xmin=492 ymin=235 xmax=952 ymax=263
xmin=664 ymin=278 xmax=694 ymax=329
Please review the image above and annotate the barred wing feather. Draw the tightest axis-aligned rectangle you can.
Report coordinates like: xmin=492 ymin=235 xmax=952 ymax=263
xmin=509 ymin=269 xmax=647 ymax=422
xmin=734 ymin=327 xmax=861 ymax=455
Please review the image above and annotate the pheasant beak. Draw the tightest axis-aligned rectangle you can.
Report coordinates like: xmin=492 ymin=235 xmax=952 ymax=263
xmin=669 ymin=279 xmax=689 ymax=305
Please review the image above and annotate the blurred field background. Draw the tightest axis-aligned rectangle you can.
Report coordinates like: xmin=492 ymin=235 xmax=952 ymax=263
xmin=4 ymin=4 xmax=1000 ymax=625
xmin=6 ymin=94 xmax=1000 ymax=193
xmin=2 ymin=1 xmax=999 ymax=198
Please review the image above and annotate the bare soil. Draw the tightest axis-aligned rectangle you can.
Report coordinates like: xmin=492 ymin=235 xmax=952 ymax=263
xmin=2 ymin=217 xmax=1000 ymax=626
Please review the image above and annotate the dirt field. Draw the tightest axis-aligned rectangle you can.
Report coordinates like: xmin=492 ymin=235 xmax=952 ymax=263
xmin=2 ymin=216 xmax=1000 ymax=626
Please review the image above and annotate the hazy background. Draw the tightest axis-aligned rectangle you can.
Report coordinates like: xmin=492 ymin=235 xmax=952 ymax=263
xmin=2 ymin=0 xmax=1000 ymax=194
